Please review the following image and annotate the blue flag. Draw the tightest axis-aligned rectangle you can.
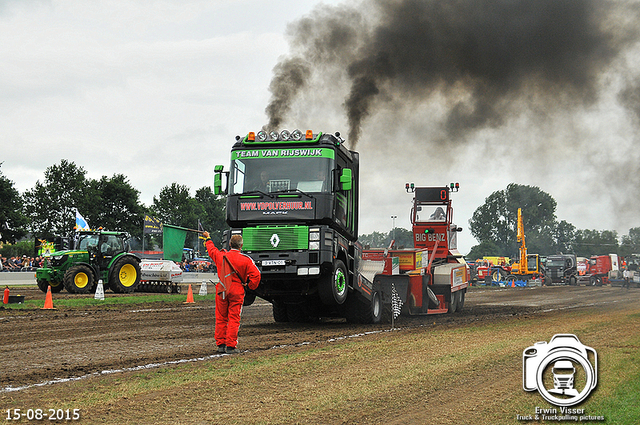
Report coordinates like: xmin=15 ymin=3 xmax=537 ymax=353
xmin=76 ymin=209 xmax=90 ymax=231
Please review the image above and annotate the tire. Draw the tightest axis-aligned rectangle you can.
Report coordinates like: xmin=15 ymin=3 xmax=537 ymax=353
xmin=318 ymin=260 xmax=348 ymax=306
xmin=286 ymin=303 xmax=312 ymax=323
xmin=243 ymin=291 xmax=257 ymax=306
xmin=455 ymin=290 xmax=465 ymax=312
xmin=347 ymin=292 xmax=382 ymax=324
xmin=63 ymin=265 xmax=95 ymax=294
xmin=448 ymin=290 xmax=458 ymax=313
xmin=505 ymin=275 xmax=516 ymax=286
xmin=109 ymin=256 xmax=141 ymax=293
xmin=272 ymin=300 xmax=289 ymax=323
xmin=37 ymin=279 xmax=64 ymax=293
xmin=569 ymin=275 xmax=577 ymax=286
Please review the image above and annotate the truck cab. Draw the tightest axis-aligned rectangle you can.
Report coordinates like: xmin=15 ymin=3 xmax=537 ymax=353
xmin=214 ymin=130 xmax=360 ymax=320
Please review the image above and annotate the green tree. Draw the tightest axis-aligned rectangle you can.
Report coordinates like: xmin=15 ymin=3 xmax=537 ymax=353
xmin=358 ymin=228 xmax=413 ymax=249
xmin=573 ymin=229 xmax=619 ymax=257
xmin=23 ymin=160 xmax=93 ymax=238
xmin=620 ymin=227 xmax=640 ymax=257
xmin=466 ymin=240 xmax=500 ymax=261
xmin=194 ymin=186 xmax=227 ymax=247
xmin=468 ymin=183 xmax=557 ymax=256
xmin=89 ymin=174 xmax=145 ymax=238
xmin=151 ymin=183 xmax=205 ymax=250
xmin=0 ymin=163 xmax=28 ymax=243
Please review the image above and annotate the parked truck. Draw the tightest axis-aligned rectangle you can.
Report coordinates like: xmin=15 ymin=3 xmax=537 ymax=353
xmin=578 ymin=254 xmax=619 ymax=286
xmin=546 ymin=254 xmax=578 ymax=285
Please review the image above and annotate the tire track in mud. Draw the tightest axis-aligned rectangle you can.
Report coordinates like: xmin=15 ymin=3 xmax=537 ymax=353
xmin=1 ymin=286 xmax=637 ymax=392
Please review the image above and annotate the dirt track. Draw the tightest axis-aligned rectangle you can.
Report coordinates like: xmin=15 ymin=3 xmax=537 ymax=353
xmin=1 ymin=285 xmax=638 ymax=391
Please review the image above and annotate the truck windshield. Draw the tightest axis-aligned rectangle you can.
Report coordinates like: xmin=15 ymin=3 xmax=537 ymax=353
xmin=414 ymin=204 xmax=447 ymax=222
xmin=547 ymin=258 xmax=565 ymax=267
xmin=230 ymin=156 xmax=334 ymax=195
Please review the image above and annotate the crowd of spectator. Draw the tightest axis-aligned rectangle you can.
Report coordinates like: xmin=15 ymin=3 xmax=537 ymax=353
xmin=0 ymin=254 xmax=43 ymax=272
xmin=178 ymin=260 xmax=215 ymax=273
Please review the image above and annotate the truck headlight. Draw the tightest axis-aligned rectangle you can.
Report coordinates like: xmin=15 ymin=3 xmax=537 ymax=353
xmin=309 ymin=241 xmax=320 ymax=250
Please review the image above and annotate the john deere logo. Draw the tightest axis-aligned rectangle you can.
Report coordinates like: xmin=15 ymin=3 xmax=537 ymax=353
xmin=270 ymin=233 xmax=280 ymax=248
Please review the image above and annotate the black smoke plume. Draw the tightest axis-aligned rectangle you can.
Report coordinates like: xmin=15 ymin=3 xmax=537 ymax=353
xmin=265 ymin=0 xmax=639 ymax=146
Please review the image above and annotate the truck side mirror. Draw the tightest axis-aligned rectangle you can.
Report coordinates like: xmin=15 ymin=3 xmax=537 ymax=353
xmin=340 ymin=168 xmax=352 ymax=191
xmin=213 ymin=165 xmax=227 ymax=195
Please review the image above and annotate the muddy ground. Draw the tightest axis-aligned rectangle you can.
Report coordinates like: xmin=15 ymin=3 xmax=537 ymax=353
xmin=1 ymin=284 xmax=638 ymax=392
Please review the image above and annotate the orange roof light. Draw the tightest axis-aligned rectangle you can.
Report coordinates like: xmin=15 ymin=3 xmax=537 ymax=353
xmin=305 ymin=130 xmax=313 ymax=140
xmin=248 ymin=132 xmax=255 ymax=141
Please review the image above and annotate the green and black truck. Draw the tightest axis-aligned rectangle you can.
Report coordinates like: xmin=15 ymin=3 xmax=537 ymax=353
xmin=214 ymin=129 xmax=381 ymax=322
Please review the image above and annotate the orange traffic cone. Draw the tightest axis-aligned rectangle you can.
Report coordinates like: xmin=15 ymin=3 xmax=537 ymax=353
xmin=511 ymin=281 xmax=515 ymax=288
xmin=183 ymin=284 xmax=195 ymax=304
xmin=41 ymin=285 xmax=56 ymax=310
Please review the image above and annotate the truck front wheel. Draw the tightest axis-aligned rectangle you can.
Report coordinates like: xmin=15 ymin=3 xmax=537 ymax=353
xmin=319 ymin=260 xmax=348 ymax=306
xmin=109 ymin=257 xmax=141 ymax=293
xmin=63 ymin=265 xmax=95 ymax=294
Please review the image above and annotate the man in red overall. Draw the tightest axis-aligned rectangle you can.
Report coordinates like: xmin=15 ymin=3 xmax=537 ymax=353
xmin=202 ymin=231 xmax=261 ymax=354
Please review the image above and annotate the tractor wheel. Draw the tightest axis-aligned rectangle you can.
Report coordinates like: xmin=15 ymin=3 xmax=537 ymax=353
xmin=63 ymin=265 xmax=96 ymax=294
xmin=37 ymin=279 xmax=64 ymax=293
xmin=109 ymin=256 xmax=141 ymax=293
xmin=318 ymin=260 xmax=348 ymax=306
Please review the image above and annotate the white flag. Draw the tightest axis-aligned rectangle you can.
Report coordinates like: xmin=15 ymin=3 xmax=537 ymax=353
xmin=75 ymin=209 xmax=90 ymax=231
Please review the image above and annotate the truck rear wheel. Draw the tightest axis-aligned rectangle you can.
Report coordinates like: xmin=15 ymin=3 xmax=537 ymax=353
xmin=109 ymin=256 xmax=141 ymax=293
xmin=346 ymin=292 xmax=382 ymax=324
xmin=318 ymin=260 xmax=348 ymax=306
xmin=63 ymin=265 xmax=95 ymax=294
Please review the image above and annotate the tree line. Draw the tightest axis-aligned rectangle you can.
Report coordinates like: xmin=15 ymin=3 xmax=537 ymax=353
xmin=0 ymin=160 xmax=227 ymax=256
xmin=3 ymin=162 xmax=638 ymax=261
xmin=359 ymin=183 xmax=640 ymax=260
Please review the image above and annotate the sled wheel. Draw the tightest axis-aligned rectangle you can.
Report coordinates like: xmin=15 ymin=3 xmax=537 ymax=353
xmin=455 ymin=290 xmax=465 ymax=312
xmin=109 ymin=256 xmax=141 ymax=293
xmin=63 ymin=265 xmax=95 ymax=294
xmin=448 ymin=290 xmax=458 ymax=313
xmin=319 ymin=260 xmax=348 ymax=306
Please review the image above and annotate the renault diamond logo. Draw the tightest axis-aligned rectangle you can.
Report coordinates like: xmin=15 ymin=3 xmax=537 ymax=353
xmin=270 ymin=233 xmax=280 ymax=248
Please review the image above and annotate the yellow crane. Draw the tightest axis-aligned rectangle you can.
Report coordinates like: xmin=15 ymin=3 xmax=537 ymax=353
xmin=506 ymin=208 xmax=546 ymax=285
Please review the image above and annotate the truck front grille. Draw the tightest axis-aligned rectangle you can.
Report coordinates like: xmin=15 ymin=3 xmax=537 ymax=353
xmin=243 ymin=226 xmax=309 ymax=251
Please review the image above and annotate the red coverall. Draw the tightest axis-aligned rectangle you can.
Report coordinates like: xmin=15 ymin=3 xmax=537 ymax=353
xmin=205 ymin=240 xmax=261 ymax=349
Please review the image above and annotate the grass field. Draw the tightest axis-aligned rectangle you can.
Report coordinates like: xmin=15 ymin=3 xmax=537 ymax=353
xmin=2 ymin=298 xmax=638 ymax=424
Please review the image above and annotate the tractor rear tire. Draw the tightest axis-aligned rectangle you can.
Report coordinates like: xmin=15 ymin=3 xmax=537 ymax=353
xmin=63 ymin=265 xmax=96 ymax=294
xmin=109 ymin=256 xmax=141 ymax=293
xmin=318 ymin=260 xmax=348 ymax=306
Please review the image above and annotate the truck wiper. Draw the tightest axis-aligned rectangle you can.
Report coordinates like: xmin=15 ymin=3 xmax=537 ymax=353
xmin=272 ymin=188 xmax=314 ymax=198
xmin=241 ymin=190 xmax=274 ymax=198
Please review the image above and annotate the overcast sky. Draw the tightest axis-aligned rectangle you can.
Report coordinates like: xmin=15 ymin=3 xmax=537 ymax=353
xmin=2 ymin=0 xmax=640 ymax=255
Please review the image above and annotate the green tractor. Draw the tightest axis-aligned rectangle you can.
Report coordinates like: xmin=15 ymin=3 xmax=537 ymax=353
xmin=36 ymin=230 xmax=141 ymax=294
